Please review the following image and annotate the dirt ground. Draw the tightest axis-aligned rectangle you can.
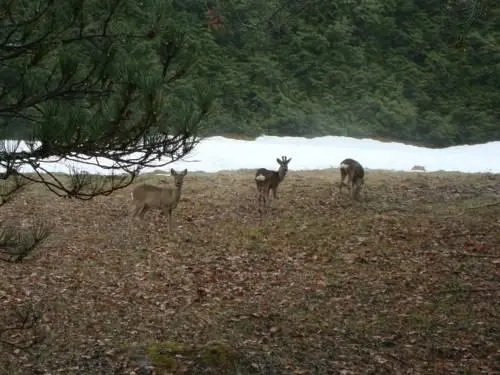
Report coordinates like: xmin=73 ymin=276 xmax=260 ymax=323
xmin=1 ymin=169 xmax=499 ymax=374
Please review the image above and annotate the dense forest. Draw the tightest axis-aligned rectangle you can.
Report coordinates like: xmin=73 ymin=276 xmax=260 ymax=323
xmin=1 ymin=0 xmax=499 ymax=148
xmin=197 ymin=0 xmax=500 ymax=146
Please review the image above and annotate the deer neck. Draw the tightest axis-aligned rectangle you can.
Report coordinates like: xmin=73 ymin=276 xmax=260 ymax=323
xmin=164 ymin=185 xmax=182 ymax=209
xmin=278 ymin=167 xmax=287 ymax=181
xmin=172 ymin=185 xmax=182 ymax=202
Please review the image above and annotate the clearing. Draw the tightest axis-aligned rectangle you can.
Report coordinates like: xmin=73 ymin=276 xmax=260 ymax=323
xmin=1 ymin=169 xmax=499 ymax=374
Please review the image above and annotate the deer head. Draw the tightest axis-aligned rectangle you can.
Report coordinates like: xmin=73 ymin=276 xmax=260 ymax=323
xmin=277 ymin=156 xmax=292 ymax=178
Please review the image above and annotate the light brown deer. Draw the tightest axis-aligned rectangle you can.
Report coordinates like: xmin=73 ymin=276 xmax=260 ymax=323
xmin=255 ymin=156 xmax=292 ymax=214
xmin=339 ymin=158 xmax=364 ymax=200
xmin=131 ymin=168 xmax=188 ymax=231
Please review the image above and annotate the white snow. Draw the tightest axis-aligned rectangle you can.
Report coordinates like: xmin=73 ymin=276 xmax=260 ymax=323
xmin=1 ymin=136 xmax=499 ymax=175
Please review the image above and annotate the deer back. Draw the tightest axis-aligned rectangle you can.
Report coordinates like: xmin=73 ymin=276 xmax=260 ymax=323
xmin=340 ymin=158 xmax=364 ymax=182
xmin=255 ymin=168 xmax=276 ymax=177
xmin=132 ymin=184 xmax=176 ymax=208
xmin=255 ymin=168 xmax=280 ymax=188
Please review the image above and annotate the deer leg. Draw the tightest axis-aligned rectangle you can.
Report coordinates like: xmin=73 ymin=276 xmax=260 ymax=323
xmin=351 ymin=182 xmax=357 ymax=200
xmin=354 ymin=186 xmax=361 ymax=201
xmin=134 ymin=204 xmax=146 ymax=218
xmin=339 ymin=170 xmax=347 ymax=194
xmin=272 ymin=187 xmax=278 ymax=200
xmin=351 ymin=178 xmax=358 ymax=200
xmin=257 ymin=185 xmax=261 ymax=212
xmin=346 ymin=173 xmax=353 ymax=196
xmin=130 ymin=204 xmax=141 ymax=226
xmin=140 ymin=205 xmax=149 ymax=218
xmin=352 ymin=179 xmax=363 ymax=201
xmin=256 ymin=183 xmax=263 ymax=213
xmin=261 ymin=191 xmax=268 ymax=214
xmin=257 ymin=188 xmax=264 ymax=214
xmin=168 ymin=208 xmax=173 ymax=232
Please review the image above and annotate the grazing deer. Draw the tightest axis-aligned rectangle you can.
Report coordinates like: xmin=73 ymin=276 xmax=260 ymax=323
xmin=255 ymin=156 xmax=292 ymax=214
xmin=339 ymin=158 xmax=364 ymax=200
xmin=131 ymin=168 xmax=188 ymax=232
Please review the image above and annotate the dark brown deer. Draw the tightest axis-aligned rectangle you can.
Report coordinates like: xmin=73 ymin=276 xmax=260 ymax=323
xmin=339 ymin=158 xmax=364 ymax=200
xmin=255 ymin=156 xmax=292 ymax=214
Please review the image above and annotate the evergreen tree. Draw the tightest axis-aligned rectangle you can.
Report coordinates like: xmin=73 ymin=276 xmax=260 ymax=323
xmin=0 ymin=0 xmax=218 ymax=200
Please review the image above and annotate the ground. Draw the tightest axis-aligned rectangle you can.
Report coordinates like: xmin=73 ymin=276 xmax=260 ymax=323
xmin=1 ymin=169 xmax=499 ymax=375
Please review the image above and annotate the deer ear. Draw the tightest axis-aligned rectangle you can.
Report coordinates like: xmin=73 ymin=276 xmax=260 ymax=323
xmin=286 ymin=158 xmax=292 ymax=163
xmin=276 ymin=158 xmax=282 ymax=164
xmin=183 ymin=169 xmax=188 ymax=175
xmin=170 ymin=168 xmax=176 ymax=175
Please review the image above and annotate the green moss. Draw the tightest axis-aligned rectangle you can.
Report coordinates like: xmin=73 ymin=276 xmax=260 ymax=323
xmin=144 ymin=341 xmax=239 ymax=373
xmin=201 ymin=342 xmax=237 ymax=368
xmin=244 ymin=226 xmax=270 ymax=241
xmin=145 ymin=341 xmax=191 ymax=370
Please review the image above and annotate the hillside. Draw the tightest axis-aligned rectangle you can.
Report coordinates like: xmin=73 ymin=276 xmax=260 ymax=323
xmin=195 ymin=0 xmax=500 ymax=146
xmin=1 ymin=0 xmax=499 ymax=147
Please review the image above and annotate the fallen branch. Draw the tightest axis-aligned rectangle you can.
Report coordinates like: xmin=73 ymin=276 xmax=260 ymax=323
xmin=454 ymin=252 xmax=498 ymax=258
xmin=466 ymin=201 xmax=500 ymax=209
xmin=437 ymin=288 xmax=498 ymax=295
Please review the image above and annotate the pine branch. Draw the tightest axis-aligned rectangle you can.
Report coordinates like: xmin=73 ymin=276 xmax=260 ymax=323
xmin=0 ymin=220 xmax=51 ymax=263
xmin=0 ymin=0 xmax=216 ymax=200
xmin=0 ymin=174 xmax=30 ymax=206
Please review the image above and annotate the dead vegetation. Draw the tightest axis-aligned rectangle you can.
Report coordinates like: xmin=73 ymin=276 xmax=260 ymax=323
xmin=0 ymin=169 xmax=499 ymax=374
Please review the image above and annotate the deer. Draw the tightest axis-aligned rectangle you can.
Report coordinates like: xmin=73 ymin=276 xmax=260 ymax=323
xmin=255 ymin=155 xmax=292 ymax=214
xmin=339 ymin=158 xmax=364 ymax=200
xmin=131 ymin=168 xmax=188 ymax=232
